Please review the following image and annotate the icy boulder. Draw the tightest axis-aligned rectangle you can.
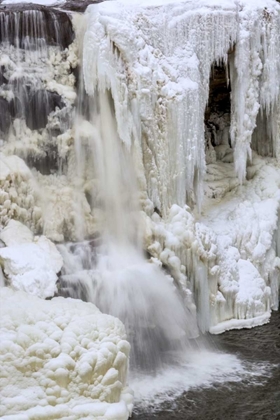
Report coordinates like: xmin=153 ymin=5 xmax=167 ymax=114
xmin=0 ymin=220 xmax=63 ymax=298
xmin=0 ymin=288 xmax=133 ymax=420
xmin=0 ymin=153 xmax=42 ymax=232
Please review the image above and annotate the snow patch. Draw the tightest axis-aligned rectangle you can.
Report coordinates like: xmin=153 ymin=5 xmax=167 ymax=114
xmin=0 ymin=221 xmax=63 ymax=298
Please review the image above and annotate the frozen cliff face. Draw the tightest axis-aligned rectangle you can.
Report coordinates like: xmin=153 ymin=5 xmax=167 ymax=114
xmin=83 ymin=0 xmax=280 ymax=332
xmin=84 ymin=0 xmax=280 ymax=213
xmin=0 ymin=6 xmax=97 ymax=242
xmin=0 ymin=287 xmax=133 ymax=420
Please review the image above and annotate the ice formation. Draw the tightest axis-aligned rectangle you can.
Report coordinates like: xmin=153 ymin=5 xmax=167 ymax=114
xmin=0 ymin=287 xmax=133 ymax=420
xmin=84 ymin=0 xmax=280 ymax=212
xmin=0 ymin=220 xmax=63 ymax=298
xmin=82 ymin=0 xmax=280 ymax=333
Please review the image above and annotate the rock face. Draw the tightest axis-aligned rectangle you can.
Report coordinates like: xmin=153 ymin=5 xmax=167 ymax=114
xmin=0 ymin=5 xmax=74 ymax=49
xmin=62 ymin=0 xmax=102 ymax=12
xmin=0 ymin=97 xmax=11 ymax=136
xmin=25 ymin=90 xmax=65 ymax=131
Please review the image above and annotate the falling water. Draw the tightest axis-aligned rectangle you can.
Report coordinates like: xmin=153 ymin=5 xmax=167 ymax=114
xmin=0 ymin=6 xmax=73 ymax=154
xmin=58 ymin=85 xmax=199 ymax=371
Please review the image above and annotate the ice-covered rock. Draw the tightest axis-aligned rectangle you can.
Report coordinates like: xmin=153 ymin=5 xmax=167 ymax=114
xmin=82 ymin=0 xmax=280 ymax=333
xmin=0 ymin=220 xmax=63 ymax=298
xmin=84 ymin=0 xmax=280 ymax=215
xmin=0 ymin=153 xmax=42 ymax=232
xmin=0 ymin=287 xmax=133 ymax=420
xmin=142 ymin=155 xmax=280 ymax=332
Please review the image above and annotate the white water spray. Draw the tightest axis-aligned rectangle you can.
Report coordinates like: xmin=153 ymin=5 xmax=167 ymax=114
xmin=60 ymin=87 xmax=199 ymax=370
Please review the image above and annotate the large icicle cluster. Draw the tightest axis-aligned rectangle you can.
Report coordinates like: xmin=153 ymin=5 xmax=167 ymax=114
xmin=84 ymin=0 xmax=280 ymax=213
xmin=230 ymin=3 xmax=280 ymax=178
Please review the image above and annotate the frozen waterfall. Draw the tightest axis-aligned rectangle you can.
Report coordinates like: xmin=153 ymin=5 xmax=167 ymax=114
xmin=0 ymin=0 xmax=280 ymax=418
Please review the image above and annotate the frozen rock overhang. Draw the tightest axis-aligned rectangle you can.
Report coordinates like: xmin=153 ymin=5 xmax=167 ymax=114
xmin=0 ymin=288 xmax=133 ymax=420
xmin=0 ymin=220 xmax=63 ymax=298
xmin=84 ymin=0 xmax=280 ymax=215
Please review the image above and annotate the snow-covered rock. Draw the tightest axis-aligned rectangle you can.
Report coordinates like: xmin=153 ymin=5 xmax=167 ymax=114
xmin=142 ymin=155 xmax=280 ymax=333
xmin=0 ymin=219 xmax=34 ymax=246
xmin=0 ymin=153 xmax=42 ymax=233
xmin=0 ymin=287 xmax=133 ymax=420
xmin=0 ymin=221 xmax=63 ymax=298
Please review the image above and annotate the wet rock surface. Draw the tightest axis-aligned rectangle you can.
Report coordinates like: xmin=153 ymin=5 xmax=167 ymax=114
xmin=25 ymin=90 xmax=65 ymax=130
xmin=133 ymin=311 xmax=280 ymax=420
xmin=0 ymin=97 xmax=11 ymax=135
xmin=0 ymin=4 xmax=74 ymax=49
xmin=62 ymin=0 xmax=102 ymax=13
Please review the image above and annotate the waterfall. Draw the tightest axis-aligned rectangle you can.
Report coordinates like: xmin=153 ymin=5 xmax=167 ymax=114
xmin=2 ymin=2 xmax=279 ymax=417
xmin=59 ymin=84 xmax=199 ymax=371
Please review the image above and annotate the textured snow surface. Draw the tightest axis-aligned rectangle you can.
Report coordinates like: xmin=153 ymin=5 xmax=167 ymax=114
xmin=0 ymin=220 xmax=63 ymax=298
xmin=0 ymin=149 xmax=96 ymax=243
xmin=0 ymin=288 xmax=133 ymax=420
xmin=201 ymin=156 xmax=280 ymax=331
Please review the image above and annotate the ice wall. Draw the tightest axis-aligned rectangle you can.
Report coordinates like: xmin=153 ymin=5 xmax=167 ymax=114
xmin=83 ymin=0 xmax=280 ymax=331
xmin=84 ymin=0 xmax=280 ymax=213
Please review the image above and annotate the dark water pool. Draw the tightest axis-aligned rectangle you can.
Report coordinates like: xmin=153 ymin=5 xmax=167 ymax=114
xmin=132 ymin=312 xmax=280 ymax=420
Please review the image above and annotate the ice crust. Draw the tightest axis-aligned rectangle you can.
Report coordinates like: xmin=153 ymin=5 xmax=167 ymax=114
xmin=0 ymin=287 xmax=133 ymax=420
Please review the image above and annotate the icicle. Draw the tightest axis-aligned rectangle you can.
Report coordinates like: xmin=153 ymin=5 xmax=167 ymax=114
xmin=83 ymin=2 xmax=238 ymax=216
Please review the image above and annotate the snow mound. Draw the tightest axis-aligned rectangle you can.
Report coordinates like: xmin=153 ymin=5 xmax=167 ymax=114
xmin=0 ymin=221 xmax=63 ymax=298
xmin=0 ymin=288 xmax=133 ymax=420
